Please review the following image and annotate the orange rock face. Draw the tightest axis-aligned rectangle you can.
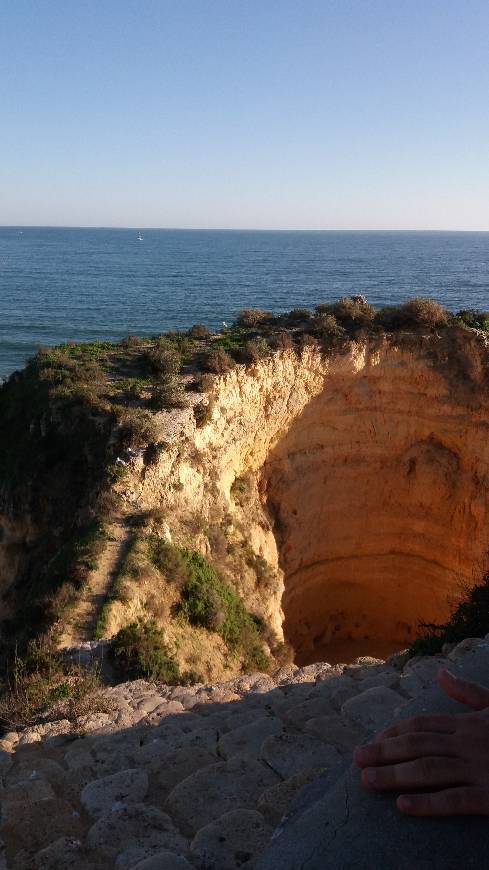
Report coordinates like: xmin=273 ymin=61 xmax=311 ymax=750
xmin=263 ymin=337 xmax=489 ymax=664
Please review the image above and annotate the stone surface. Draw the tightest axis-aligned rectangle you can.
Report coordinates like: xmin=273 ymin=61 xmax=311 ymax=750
xmin=154 ymin=746 xmax=217 ymax=798
xmin=33 ymin=836 xmax=100 ymax=870
xmin=217 ymin=715 xmax=283 ymax=760
xmin=86 ymin=803 xmax=187 ymax=862
xmin=81 ymin=769 xmax=149 ymax=818
xmin=3 ymin=639 xmax=489 ymax=868
xmin=132 ymin=852 xmax=193 ymax=870
xmin=341 ymin=686 xmax=405 ymax=732
xmin=256 ymin=762 xmax=489 ymax=870
xmin=190 ymin=809 xmax=272 ymax=870
xmin=304 ymin=713 xmax=366 ymax=752
xmin=260 ymin=732 xmax=341 ymax=779
xmin=166 ymin=758 xmax=278 ymax=836
xmin=257 ymin=768 xmax=325 ymax=826
xmin=0 ymin=798 xmax=83 ymax=853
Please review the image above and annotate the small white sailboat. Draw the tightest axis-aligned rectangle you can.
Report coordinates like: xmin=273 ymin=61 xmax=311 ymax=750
xmin=137 ymin=232 xmax=143 ymax=241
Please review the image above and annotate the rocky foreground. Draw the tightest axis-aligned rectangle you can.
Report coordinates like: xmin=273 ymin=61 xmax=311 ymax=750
xmin=1 ymin=637 xmax=489 ymax=869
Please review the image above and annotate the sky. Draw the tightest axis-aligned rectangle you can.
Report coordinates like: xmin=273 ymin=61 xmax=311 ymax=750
xmin=1 ymin=0 xmax=488 ymax=230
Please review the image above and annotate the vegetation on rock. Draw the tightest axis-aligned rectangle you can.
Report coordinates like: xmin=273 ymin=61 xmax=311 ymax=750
xmin=0 ymin=294 xmax=488 ymax=688
xmin=0 ymin=636 xmax=106 ymax=728
xmin=409 ymin=572 xmax=489 ymax=657
xmin=109 ymin=617 xmax=181 ymax=683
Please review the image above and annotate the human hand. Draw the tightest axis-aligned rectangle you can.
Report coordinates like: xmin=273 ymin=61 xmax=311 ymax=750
xmin=353 ymin=668 xmax=489 ymax=816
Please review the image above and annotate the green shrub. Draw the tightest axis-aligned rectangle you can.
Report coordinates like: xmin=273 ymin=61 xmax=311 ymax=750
xmin=313 ymin=313 xmax=346 ymax=347
xmin=315 ymin=297 xmax=375 ymax=329
xmin=179 ymin=550 xmax=267 ymax=667
xmin=286 ymin=308 xmax=312 ymax=321
xmin=0 ymin=637 xmax=105 ymax=728
xmin=237 ymin=337 xmax=271 ymax=365
xmin=203 ymin=347 xmax=235 ymax=374
xmin=236 ymin=309 xmax=273 ymax=328
xmin=376 ymin=297 xmax=448 ymax=330
xmin=145 ymin=345 xmax=181 ymax=377
xmin=118 ymin=409 xmax=160 ymax=446
xmin=147 ymin=536 xmax=189 ymax=589
xmin=454 ymin=309 xmax=489 ymax=332
xmin=109 ymin=618 xmax=180 ymax=682
xmin=189 ymin=324 xmax=211 ymax=339
xmin=149 ymin=377 xmax=187 ymax=411
xmin=408 ymin=572 xmax=489 ymax=657
xmin=269 ymin=331 xmax=294 ymax=351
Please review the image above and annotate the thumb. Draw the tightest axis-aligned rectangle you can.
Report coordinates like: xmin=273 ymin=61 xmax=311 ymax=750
xmin=438 ymin=668 xmax=489 ymax=710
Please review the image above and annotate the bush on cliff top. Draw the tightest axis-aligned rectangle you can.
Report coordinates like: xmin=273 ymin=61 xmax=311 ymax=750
xmin=455 ymin=309 xmax=489 ymax=332
xmin=203 ymin=347 xmax=235 ymax=374
xmin=315 ymin=298 xmax=376 ymax=329
xmin=409 ymin=572 xmax=489 ymax=657
xmin=376 ymin=297 xmax=449 ymax=330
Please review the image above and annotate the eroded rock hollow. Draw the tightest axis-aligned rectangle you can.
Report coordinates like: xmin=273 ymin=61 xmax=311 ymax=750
xmin=262 ymin=346 xmax=489 ymax=664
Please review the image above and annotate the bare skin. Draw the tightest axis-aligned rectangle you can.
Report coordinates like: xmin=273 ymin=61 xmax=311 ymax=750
xmin=353 ymin=668 xmax=489 ymax=816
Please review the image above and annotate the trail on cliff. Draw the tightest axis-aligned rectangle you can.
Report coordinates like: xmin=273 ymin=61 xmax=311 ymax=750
xmin=58 ymin=518 xmax=130 ymax=648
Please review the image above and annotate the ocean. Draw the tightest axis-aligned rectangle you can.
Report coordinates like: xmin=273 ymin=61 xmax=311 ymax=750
xmin=0 ymin=227 xmax=488 ymax=378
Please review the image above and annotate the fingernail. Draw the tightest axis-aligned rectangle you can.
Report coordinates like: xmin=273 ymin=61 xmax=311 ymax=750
xmin=397 ymin=795 xmax=411 ymax=811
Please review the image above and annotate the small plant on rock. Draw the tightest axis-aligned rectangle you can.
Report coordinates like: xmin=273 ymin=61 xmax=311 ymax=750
xmin=203 ymin=347 xmax=235 ymax=374
xmin=236 ymin=309 xmax=273 ymax=328
xmin=109 ymin=618 xmax=180 ymax=682
xmin=188 ymin=324 xmax=211 ymax=339
xmin=237 ymin=337 xmax=271 ymax=365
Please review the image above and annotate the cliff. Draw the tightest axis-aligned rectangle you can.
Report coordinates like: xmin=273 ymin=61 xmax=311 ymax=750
xmin=0 ymin=302 xmax=489 ymax=681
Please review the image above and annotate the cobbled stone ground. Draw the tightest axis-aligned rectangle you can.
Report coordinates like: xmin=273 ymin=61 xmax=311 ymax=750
xmin=1 ymin=637 xmax=487 ymax=869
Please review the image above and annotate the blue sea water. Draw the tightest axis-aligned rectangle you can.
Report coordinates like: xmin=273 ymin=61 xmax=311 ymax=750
xmin=0 ymin=227 xmax=488 ymax=378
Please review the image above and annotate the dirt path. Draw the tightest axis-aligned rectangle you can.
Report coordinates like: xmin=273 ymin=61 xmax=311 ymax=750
xmin=59 ymin=518 xmax=130 ymax=648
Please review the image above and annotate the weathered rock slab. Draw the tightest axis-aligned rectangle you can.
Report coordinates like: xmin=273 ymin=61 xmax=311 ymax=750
xmin=190 ymin=809 xmax=272 ymax=870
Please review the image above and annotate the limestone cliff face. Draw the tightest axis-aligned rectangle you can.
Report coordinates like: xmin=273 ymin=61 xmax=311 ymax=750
xmin=114 ymin=330 xmax=489 ymax=665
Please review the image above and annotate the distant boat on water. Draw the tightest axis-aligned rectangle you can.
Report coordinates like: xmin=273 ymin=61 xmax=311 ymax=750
xmin=137 ymin=232 xmax=143 ymax=241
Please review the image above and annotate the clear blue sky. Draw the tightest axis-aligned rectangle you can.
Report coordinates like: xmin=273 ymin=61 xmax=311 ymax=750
xmin=1 ymin=0 xmax=488 ymax=229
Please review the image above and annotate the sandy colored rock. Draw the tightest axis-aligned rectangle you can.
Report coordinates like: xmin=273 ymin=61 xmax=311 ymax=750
xmin=217 ymin=715 xmax=283 ymax=760
xmin=154 ymin=746 xmax=217 ymax=798
xmin=81 ymin=768 xmax=149 ymax=818
xmin=190 ymin=809 xmax=272 ymax=870
xmin=304 ymin=713 xmax=366 ymax=752
xmin=260 ymin=732 xmax=341 ymax=779
xmin=166 ymin=757 xmax=278 ymax=836
xmin=257 ymin=768 xmax=325 ymax=826
xmin=282 ymin=696 xmax=335 ymax=727
xmin=0 ymin=798 xmax=83 ymax=853
xmin=86 ymin=803 xmax=187 ymax=862
xmin=341 ymin=686 xmax=405 ymax=732
xmin=1 ymin=776 xmax=55 ymax=812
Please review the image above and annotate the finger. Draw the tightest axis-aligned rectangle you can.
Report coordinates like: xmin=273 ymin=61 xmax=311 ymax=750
xmin=438 ymin=669 xmax=489 ymax=711
xmin=374 ymin=715 xmax=457 ymax=742
xmin=361 ymin=756 xmax=468 ymax=791
xmin=397 ymin=787 xmax=489 ymax=817
xmin=354 ymin=733 xmax=456 ymax=768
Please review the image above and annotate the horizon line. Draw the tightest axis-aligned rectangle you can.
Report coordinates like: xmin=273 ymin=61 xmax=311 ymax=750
xmin=1 ymin=224 xmax=489 ymax=233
